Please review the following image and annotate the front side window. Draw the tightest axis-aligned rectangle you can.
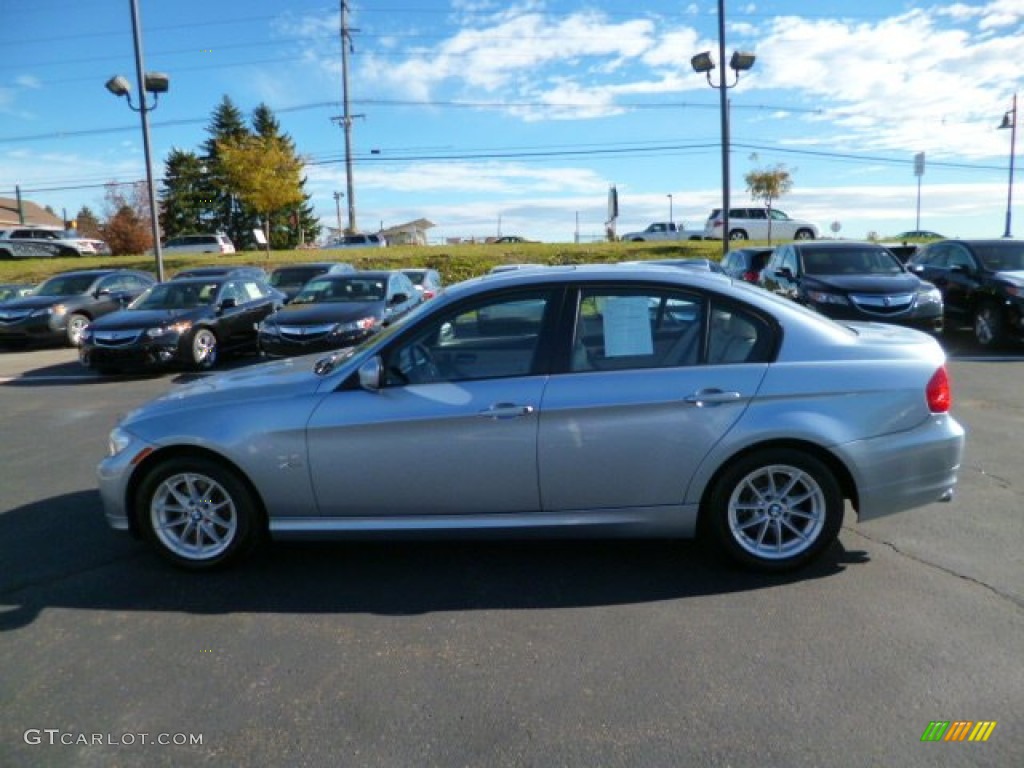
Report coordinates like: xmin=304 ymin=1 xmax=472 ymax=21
xmin=384 ymin=290 xmax=555 ymax=386
xmin=571 ymin=288 xmax=705 ymax=372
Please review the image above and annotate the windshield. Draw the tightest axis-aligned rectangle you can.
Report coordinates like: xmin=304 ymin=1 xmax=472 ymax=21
xmin=313 ymin=298 xmax=433 ymax=376
xmin=293 ymin=276 xmax=386 ymax=304
xmin=130 ymin=281 xmax=220 ymax=310
xmin=802 ymin=247 xmax=903 ymax=276
xmin=35 ymin=274 xmax=98 ymax=296
xmin=973 ymin=243 xmax=1024 ymax=271
xmin=270 ymin=267 xmax=321 ymax=288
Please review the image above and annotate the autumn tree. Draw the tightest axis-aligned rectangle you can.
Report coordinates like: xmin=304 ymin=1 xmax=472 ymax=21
xmin=200 ymin=95 xmax=257 ymax=246
xmin=745 ymin=163 xmax=794 ymax=242
xmin=215 ymin=134 xmax=305 ymax=254
xmin=100 ymin=182 xmax=153 ymax=255
xmin=74 ymin=206 xmax=102 ymax=239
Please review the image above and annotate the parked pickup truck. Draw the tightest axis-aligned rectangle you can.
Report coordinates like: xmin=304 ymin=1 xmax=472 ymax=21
xmin=620 ymin=222 xmax=690 ymax=242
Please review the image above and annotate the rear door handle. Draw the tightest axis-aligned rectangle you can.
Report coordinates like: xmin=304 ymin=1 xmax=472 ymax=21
xmin=684 ymin=389 xmax=742 ymax=407
xmin=477 ymin=403 xmax=536 ymax=419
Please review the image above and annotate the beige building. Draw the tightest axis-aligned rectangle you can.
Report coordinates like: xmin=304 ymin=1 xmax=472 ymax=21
xmin=0 ymin=197 xmax=64 ymax=229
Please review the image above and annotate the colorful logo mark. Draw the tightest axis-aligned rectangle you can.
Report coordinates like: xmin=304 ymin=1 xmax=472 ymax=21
xmin=921 ymin=721 xmax=997 ymax=742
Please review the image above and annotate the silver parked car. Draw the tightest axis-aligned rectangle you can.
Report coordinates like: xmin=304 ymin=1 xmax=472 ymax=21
xmin=97 ymin=266 xmax=964 ymax=572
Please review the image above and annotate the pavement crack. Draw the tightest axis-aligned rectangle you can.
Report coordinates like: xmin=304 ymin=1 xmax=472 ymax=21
xmin=843 ymin=524 xmax=1024 ymax=610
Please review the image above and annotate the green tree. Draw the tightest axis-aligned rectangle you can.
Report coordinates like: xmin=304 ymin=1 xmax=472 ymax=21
xmin=216 ymin=134 xmax=306 ymax=253
xmin=745 ymin=163 xmax=794 ymax=242
xmin=160 ymin=148 xmax=208 ymax=239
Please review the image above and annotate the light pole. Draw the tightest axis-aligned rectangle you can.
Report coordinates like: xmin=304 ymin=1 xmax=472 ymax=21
xmin=691 ymin=0 xmax=755 ymax=258
xmin=333 ymin=191 xmax=344 ymax=234
xmin=999 ymin=93 xmax=1017 ymax=239
xmin=667 ymin=194 xmax=674 ymax=225
xmin=105 ymin=0 xmax=167 ymax=281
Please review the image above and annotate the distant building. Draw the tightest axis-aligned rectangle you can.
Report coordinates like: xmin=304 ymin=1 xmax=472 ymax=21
xmin=0 ymin=197 xmax=64 ymax=229
xmin=379 ymin=218 xmax=435 ymax=246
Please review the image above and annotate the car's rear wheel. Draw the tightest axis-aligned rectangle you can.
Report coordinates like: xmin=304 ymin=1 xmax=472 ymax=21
xmin=189 ymin=327 xmax=218 ymax=369
xmin=794 ymin=228 xmax=816 ymax=240
xmin=705 ymin=448 xmax=843 ymax=571
xmin=135 ymin=457 xmax=259 ymax=570
xmin=65 ymin=313 xmax=89 ymax=347
xmin=728 ymin=229 xmax=748 ymax=241
xmin=973 ymin=303 xmax=1005 ymax=348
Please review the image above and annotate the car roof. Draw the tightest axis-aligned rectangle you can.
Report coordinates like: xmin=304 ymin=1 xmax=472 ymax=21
xmin=42 ymin=269 xmax=128 ymax=278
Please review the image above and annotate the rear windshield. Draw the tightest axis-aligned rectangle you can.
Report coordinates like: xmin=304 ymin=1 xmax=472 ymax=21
xmin=293 ymin=276 xmax=386 ymax=304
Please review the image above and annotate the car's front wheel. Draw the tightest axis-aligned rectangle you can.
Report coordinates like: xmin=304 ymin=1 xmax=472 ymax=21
xmin=65 ymin=313 xmax=90 ymax=347
xmin=189 ymin=327 xmax=219 ymax=369
xmin=973 ymin=303 xmax=1005 ymax=348
xmin=794 ymin=228 xmax=816 ymax=240
xmin=135 ymin=457 xmax=260 ymax=570
xmin=705 ymin=448 xmax=843 ymax=571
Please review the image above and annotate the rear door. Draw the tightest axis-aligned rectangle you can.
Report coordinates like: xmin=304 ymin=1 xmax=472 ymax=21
xmin=538 ymin=286 xmax=772 ymax=512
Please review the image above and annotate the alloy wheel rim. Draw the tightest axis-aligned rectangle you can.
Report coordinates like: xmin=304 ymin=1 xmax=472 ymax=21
xmin=727 ymin=464 xmax=826 ymax=560
xmin=194 ymin=331 xmax=217 ymax=366
xmin=151 ymin=472 xmax=237 ymax=560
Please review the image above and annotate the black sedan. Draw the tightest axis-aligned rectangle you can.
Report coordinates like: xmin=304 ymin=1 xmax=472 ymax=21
xmin=258 ymin=270 xmax=421 ymax=357
xmin=268 ymin=262 xmax=354 ymax=302
xmin=907 ymin=238 xmax=1024 ymax=347
xmin=758 ymin=241 xmax=944 ymax=333
xmin=0 ymin=269 xmax=154 ymax=347
xmin=79 ymin=276 xmax=283 ymax=373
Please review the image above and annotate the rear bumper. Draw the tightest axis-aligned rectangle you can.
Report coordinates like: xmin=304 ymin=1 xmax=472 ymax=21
xmin=841 ymin=413 xmax=966 ymax=521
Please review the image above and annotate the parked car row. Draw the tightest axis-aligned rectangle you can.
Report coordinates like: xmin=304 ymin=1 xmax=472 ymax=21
xmin=0 ymin=227 xmax=110 ymax=259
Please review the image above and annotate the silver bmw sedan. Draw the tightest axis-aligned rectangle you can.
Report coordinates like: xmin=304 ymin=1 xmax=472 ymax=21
xmin=97 ymin=264 xmax=965 ymax=572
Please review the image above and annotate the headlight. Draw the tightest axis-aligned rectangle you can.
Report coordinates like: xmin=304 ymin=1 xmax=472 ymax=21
xmin=52 ymin=303 xmax=68 ymax=316
xmin=108 ymin=427 xmax=132 ymax=457
xmin=917 ymin=286 xmax=943 ymax=304
xmin=145 ymin=320 xmax=192 ymax=338
xmin=806 ymin=291 xmax=849 ymax=306
xmin=330 ymin=317 xmax=378 ymax=335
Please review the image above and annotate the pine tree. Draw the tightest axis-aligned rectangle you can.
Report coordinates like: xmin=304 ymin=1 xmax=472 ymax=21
xmin=201 ymin=95 xmax=257 ymax=247
xmin=74 ymin=206 xmax=102 ymax=239
xmin=160 ymin=149 xmax=207 ymax=239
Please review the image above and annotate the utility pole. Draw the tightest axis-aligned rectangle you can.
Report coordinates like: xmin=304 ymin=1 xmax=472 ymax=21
xmin=339 ymin=1 xmax=357 ymax=233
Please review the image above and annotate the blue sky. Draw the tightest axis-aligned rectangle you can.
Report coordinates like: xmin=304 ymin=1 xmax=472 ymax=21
xmin=3 ymin=1 xmax=1024 ymax=243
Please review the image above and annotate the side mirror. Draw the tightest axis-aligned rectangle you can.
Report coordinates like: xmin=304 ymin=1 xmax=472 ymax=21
xmin=779 ymin=266 xmax=795 ymax=280
xmin=95 ymin=288 xmax=111 ymax=298
xmin=950 ymin=264 xmax=971 ymax=275
xmin=218 ymin=298 xmax=238 ymax=311
xmin=358 ymin=357 xmax=383 ymax=391
xmin=390 ymin=293 xmax=408 ymax=305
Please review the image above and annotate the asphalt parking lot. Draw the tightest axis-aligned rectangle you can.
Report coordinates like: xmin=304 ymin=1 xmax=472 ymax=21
xmin=0 ymin=335 xmax=1021 ymax=767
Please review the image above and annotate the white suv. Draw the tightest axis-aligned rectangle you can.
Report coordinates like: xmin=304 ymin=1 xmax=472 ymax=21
xmin=161 ymin=234 xmax=236 ymax=255
xmin=704 ymin=207 xmax=818 ymax=241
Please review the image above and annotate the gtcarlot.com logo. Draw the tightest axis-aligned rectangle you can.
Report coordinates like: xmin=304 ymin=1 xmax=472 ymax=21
xmin=921 ymin=721 xmax=997 ymax=742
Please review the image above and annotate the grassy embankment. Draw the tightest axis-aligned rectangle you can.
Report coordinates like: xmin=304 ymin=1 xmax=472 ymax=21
xmin=0 ymin=240 xmax=724 ymax=287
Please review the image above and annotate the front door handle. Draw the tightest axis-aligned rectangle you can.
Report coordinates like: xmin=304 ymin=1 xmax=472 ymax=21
xmin=684 ymin=389 xmax=742 ymax=407
xmin=477 ymin=403 xmax=536 ymax=419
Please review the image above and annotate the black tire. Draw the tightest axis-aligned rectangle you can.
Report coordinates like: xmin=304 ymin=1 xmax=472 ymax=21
xmin=704 ymin=448 xmax=843 ymax=572
xmin=0 ymin=249 xmax=13 ymax=260
xmin=973 ymin=303 xmax=1005 ymax=348
xmin=65 ymin=313 xmax=90 ymax=347
xmin=728 ymin=229 xmax=748 ymax=241
xmin=794 ymin=228 xmax=816 ymax=240
xmin=189 ymin=327 xmax=219 ymax=370
xmin=134 ymin=456 xmax=260 ymax=570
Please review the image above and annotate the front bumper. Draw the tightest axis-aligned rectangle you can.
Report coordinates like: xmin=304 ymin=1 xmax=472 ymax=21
xmin=80 ymin=333 xmax=186 ymax=370
xmin=0 ymin=311 xmax=69 ymax=344
xmin=97 ymin=431 xmax=158 ymax=532
xmin=258 ymin=328 xmax=372 ymax=358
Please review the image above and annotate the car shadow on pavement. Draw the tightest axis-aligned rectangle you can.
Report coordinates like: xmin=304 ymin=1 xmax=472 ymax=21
xmin=0 ymin=490 xmax=866 ymax=632
xmin=0 ymin=354 xmax=262 ymax=387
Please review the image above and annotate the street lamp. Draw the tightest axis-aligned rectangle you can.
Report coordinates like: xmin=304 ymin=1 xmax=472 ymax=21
xmin=999 ymin=93 xmax=1017 ymax=238
xmin=104 ymin=0 xmax=167 ymax=280
xmin=667 ymin=193 xmax=674 ymax=225
xmin=691 ymin=0 xmax=756 ymax=257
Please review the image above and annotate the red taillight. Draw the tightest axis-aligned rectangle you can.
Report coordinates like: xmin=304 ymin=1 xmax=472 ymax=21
xmin=423 ymin=290 xmax=435 ymax=300
xmin=743 ymin=270 xmax=758 ymax=282
xmin=926 ymin=366 xmax=952 ymax=413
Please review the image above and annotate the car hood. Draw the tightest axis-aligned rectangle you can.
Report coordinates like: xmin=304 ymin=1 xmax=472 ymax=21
xmin=804 ymin=273 xmax=921 ymax=293
xmin=0 ymin=294 xmax=83 ymax=311
xmin=89 ymin=308 xmax=211 ymax=329
xmin=120 ymin=355 xmax=331 ymax=429
xmin=994 ymin=269 xmax=1024 ymax=286
xmin=267 ymin=301 xmax=384 ymax=324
